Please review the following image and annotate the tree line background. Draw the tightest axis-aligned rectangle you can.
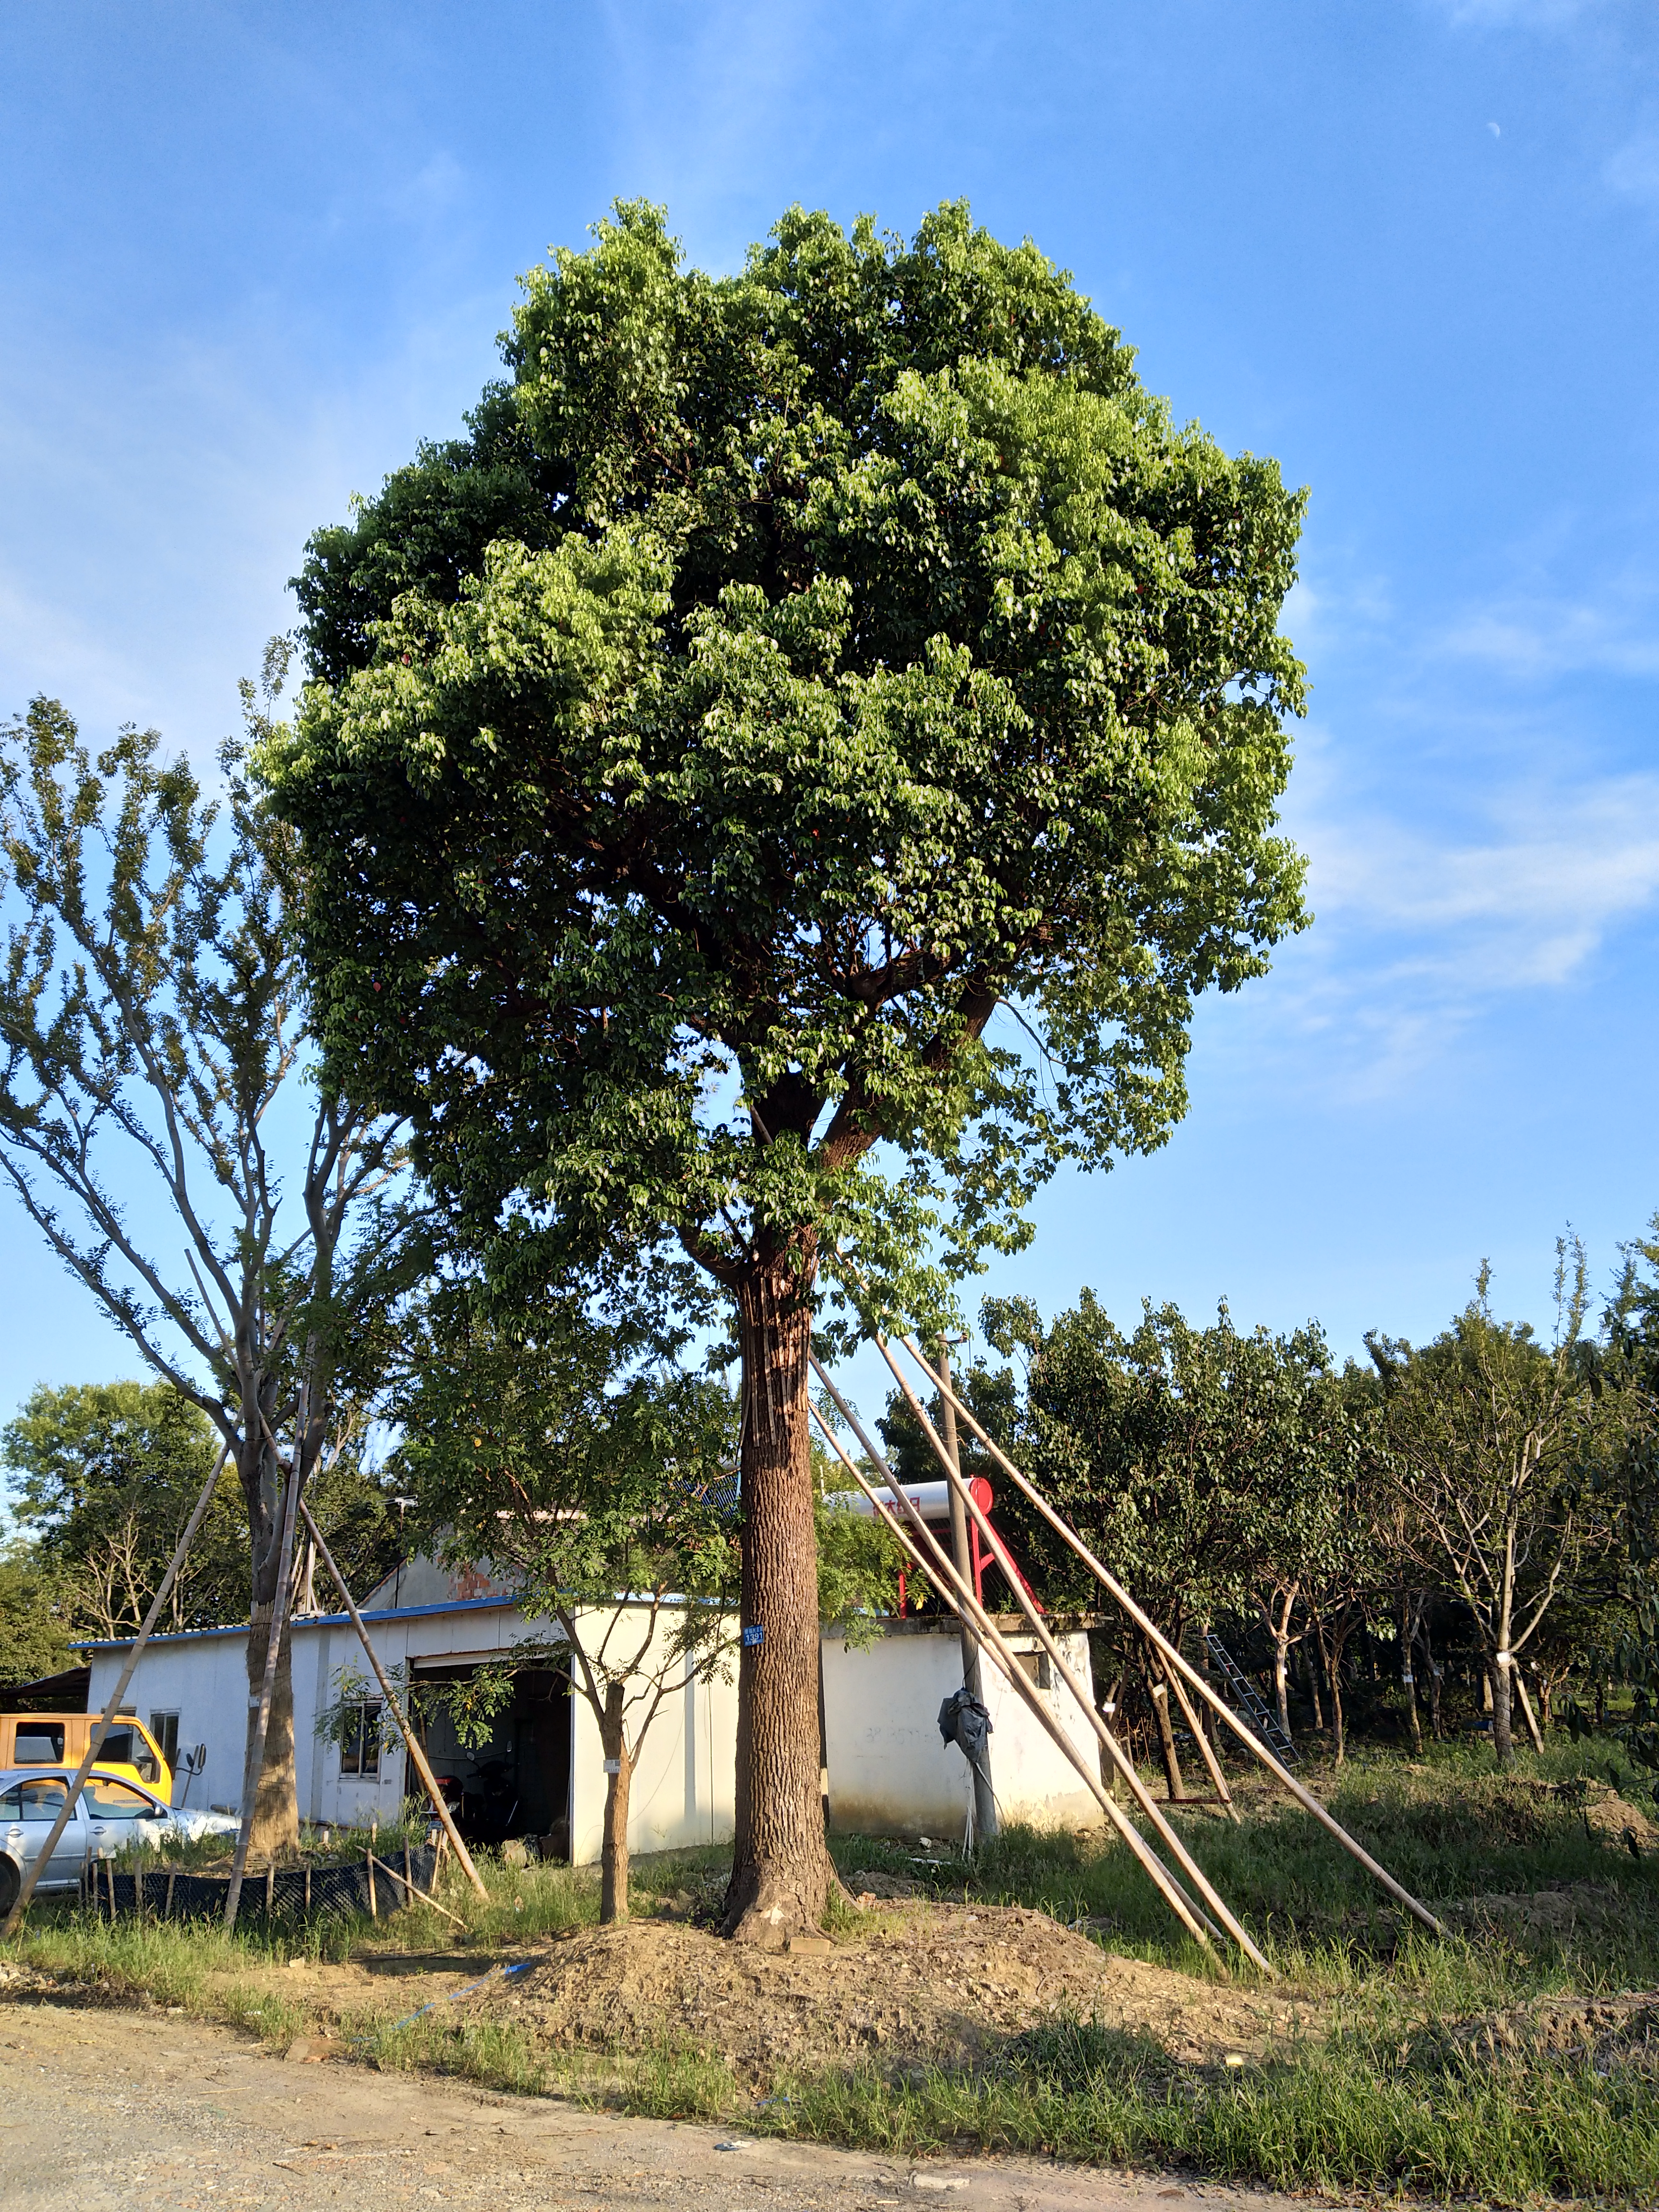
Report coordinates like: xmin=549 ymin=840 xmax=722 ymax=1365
xmin=873 ymin=1226 xmax=1659 ymax=1779
xmin=8 ymin=1214 xmax=1657 ymax=1783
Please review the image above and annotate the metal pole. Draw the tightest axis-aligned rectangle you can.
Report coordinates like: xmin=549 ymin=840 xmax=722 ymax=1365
xmin=298 ymin=1498 xmax=488 ymax=1899
xmin=2 ymin=1437 xmax=233 ymax=1941
xmin=938 ymin=1339 xmax=996 ymax=1846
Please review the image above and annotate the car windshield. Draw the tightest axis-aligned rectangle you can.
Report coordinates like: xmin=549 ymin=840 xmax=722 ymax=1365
xmin=84 ymin=1777 xmax=157 ymax=1819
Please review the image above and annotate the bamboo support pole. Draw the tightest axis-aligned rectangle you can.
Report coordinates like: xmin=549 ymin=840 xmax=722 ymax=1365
xmin=2 ymin=1438 xmax=233 ymax=1941
xmin=1157 ymin=1642 xmax=1239 ymax=1822
xmin=806 ymin=1375 xmax=1226 ymax=1960
xmin=298 ymin=1498 xmax=488 ymax=1899
xmin=367 ymin=1849 xmax=468 ymax=1927
xmin=893 ymin=1330 xmax=1446 ymax=1940
xmin=226 ymin=1392 xmax=310 ymax=1931
xmin=868 ymin=1343 xmax=1273 ymax=1974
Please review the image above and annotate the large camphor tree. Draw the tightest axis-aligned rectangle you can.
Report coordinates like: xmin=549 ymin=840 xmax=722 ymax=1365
xmin=265 ymin=200 xmax=1309 ymax=1941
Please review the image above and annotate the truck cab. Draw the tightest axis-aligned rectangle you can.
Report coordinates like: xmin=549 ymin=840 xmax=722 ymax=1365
xmin=0 ymin=1714 xmax=172 ymax=1801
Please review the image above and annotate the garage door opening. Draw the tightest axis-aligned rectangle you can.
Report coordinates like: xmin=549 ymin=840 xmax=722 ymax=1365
xmin=412 ymin=1661 xmax=572 ymax=1860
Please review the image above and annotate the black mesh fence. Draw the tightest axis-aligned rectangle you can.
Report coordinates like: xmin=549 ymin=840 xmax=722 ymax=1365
xmin=81 ymin=1841 xmax=442 ymax=1926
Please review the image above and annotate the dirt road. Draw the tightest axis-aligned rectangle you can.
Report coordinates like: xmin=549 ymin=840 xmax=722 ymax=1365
xmin=0 ymin=1998 xmax=1308 ymax=2212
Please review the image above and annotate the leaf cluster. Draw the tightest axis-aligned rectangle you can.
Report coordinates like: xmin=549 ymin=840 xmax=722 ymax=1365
xmin=266 ymin=198 xmax=1309 ymax=1332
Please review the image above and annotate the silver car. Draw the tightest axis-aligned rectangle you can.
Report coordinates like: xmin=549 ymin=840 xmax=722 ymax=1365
xmin=0 ymin=1765 xmax=179 ymax=1913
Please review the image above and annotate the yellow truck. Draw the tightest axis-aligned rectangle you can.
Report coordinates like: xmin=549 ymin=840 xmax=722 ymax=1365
xmin=0 ymin=1713 xmax=172 ymax=1801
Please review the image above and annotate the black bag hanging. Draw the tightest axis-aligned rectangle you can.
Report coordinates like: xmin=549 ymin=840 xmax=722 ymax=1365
xmin=938 ymin=1686 xmax=992 ymax=1766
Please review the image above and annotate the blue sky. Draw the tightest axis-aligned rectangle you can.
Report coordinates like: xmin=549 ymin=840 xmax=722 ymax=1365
xmin=1 ymin=0 xmax=1657 ymax=1432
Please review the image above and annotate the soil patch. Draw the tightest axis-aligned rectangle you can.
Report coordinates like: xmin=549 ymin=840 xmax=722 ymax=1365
xmin=455 ymin=1900 xmax=1315 ymax=2081
xmin=1443 ymin=1881 xmax=1634 ymax=1938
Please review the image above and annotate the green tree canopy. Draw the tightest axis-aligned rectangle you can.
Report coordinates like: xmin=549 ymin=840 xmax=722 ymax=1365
xmin=982 ymin=1292 xmax=1350 ymax=1636
xmin=2 ymin=1378 xmax=408 ymax=1643
xmin=1367 ymin=1244 xmax=1623 ymax=1766
xmin=264 ymin=198 xmax=1310 ymax=1939
xmin=3 ymin=1382 xmax=242 ymax=1636
xmin=0 ymin=1538 xmax=70 ymax=1687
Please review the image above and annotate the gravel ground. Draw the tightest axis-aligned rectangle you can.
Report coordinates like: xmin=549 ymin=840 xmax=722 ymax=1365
xmin=0 ymin=1996 xmax=1323 ymax=2212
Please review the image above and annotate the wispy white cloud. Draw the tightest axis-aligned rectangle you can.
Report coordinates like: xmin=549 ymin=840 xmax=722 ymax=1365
xmin=1213 ymin=755 xmax=1659 ymax=1104
xmin=1605 ymin=132 xmax=1659 ymax=204
xmin=1435 ymin=574 xmax=1659 ymax=680
xmin=1310 ymin=774 xmax=1659 ymax=987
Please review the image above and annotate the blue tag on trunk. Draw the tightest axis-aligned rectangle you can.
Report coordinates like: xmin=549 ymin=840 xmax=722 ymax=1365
xmin=742 ymin=1623 xmax=764 ymax=1647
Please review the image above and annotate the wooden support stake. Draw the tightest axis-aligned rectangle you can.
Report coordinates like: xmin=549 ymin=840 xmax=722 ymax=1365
xmin=2 ymin=1438 xmax=233 ymax=1941
xmin=298 ymin=1498 xmax=487 ymax=1899
xmin=896 ymin=1331 xmax=1446 ymax=1940
xmin=1157 ymin=1644 xmax=1239 ymax=1823
xmin=807 ymin=1386 xmax=1225 ymax=1960
xmin=367 ymin=1851 xmax=468 ymax=1929
xmin=866 ymin=1342 xmax=1273 ymax=1976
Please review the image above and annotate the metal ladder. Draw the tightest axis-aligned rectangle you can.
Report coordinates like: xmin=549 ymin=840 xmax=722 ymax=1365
xmin=1203 ymin=1634 xmax=1298 ymax=1765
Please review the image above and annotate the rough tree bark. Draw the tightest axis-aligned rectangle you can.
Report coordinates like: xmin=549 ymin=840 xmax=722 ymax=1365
xmin=1258 ymin=1584 xmax=1300 ymax=1742
xmin=600 ymin=1680 xmax=633 ymax=1924
xmin=1302 ymin=1637 xmax=1324 ymax=1731
xmin=721 ymin=1247 xmax=839 ymax=1944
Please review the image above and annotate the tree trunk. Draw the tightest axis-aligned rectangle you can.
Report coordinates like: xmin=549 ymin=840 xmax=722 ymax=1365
xmin=1401 ymin=1597 xmax=1423 ymax=1756
xmin=600 ymin=1682 xmax=632 ymax=1924
xmin=1260 ymin=1587 xmax=1297 ymax=1742
xmin=239 ymin=1421 xmax=299 ymax=1857
xmin=1514 ymin=1666 xmax=1544 ymax=1755
xmin=1302 ymin=1636 xmax=1324 ymax=1731
xmin=1100 ymin=1672 xmax=1127 ymax=1803
xmin=240 ymin=1599 xmax=296 ymax=1856
xmin=1144 ymin=1642 xmax=1185 ymax=1801
xmin=1316 ymin=1620 xmax=1346 ymax=1763
xmin=1418 ymin=1616 xmax=1443 ymax=1740
xmin=1273 ymin=1640 xmax=1291 ymax=1740
xmin=721 ymin=1248 xmax=836 ymax=1945
xmin=1491 ymin=1655 xmax=1514 ymax=1765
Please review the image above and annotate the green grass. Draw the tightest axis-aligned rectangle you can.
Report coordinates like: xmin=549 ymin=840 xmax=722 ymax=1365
xmin=13 ymin=1745 xmax=1659 ymax=2205
xmin=773 ymin=2029 xmax=1659 ymax=2206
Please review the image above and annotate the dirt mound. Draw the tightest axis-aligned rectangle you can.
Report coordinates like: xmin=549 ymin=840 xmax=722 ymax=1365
xmin=1583 ymin=1794 xmax=1657 ymax=1854
xmin=1443 ymin=1882 xmax=1629 ymax=1937
xmin=1432 ymin=1988 xmax=1659 ymax=2072
xmin=464 ymin=1901 xmax=1312 ymax=2081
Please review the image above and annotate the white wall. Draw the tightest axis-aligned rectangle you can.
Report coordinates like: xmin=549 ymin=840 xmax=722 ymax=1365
xmin=88 ymin=1599 xmax=1101 ymax=1855
xmin=86 ymin=1596 xmax=740 ymax=1859
xmin=821 ymin=1623 xmax=1106 ymax=1838
xmin=566 ymin=1607 xmax=738 ymax=1865
xmin=87 ymin=1630 xmax=250 ymax=1813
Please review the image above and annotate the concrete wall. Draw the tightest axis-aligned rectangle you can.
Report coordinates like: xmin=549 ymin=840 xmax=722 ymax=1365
xmin=821 ymin=1622 xmax=1105 ymax=1838
xmin=85 ymin=1596 xmax=739 ymax=1862
xmin=87 ymin=1594 xmax=1102 ymax=1856
xmin=567 ymin=1613 xmax=739 ymax=1865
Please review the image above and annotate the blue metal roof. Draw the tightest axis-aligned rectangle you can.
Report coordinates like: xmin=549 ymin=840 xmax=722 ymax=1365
xmin=71 ymin=1589 xmax=522 ymax=1654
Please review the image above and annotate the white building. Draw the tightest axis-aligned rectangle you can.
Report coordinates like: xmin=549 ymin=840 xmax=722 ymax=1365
xmin=80 ymin=1552 xmax=1105 ymax=1861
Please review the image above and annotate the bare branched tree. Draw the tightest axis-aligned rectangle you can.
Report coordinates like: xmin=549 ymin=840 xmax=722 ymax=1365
xmin=0 ymin=647 xmax=405 ymax=1850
